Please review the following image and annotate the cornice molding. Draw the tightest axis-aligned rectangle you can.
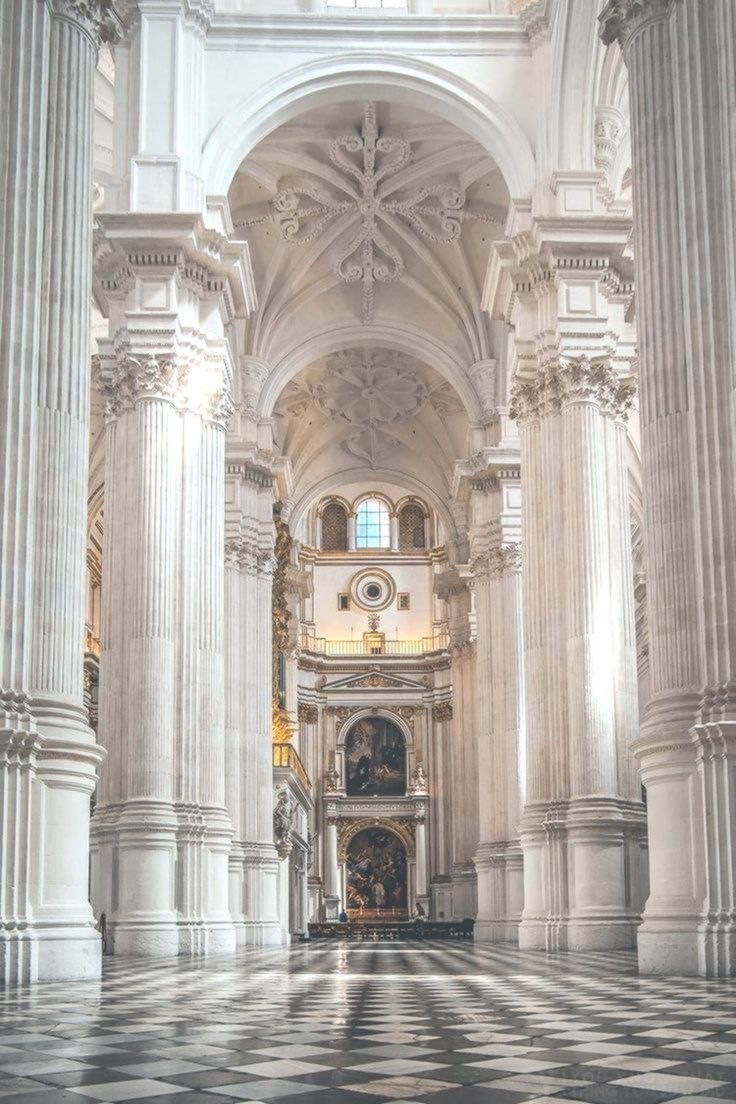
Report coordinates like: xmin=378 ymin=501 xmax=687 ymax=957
xmin=206 ymin=13 xmax=532 ymax=56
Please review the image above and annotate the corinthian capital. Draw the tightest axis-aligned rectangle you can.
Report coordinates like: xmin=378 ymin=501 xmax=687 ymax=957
xmin=472 ymin=543 xmax=522 ymax=580
xmin=599 ymin=0 xmax=674 ymax=50
xmin=99 ymin=356 xmax=180 ymax=418
xmin=224 ymin=536 xmax=261 ymax=575
xmin=510 ymin=358 xmax=636 ymax=425
xmin=48 ymin=0 xmax=124 ymax=46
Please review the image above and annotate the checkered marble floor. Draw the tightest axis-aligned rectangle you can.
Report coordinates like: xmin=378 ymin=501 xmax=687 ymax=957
xmin=2 ymin=942 xmax=736 ymax=1104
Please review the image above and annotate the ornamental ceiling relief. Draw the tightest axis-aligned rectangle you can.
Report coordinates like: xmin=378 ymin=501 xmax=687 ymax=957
xmin=274 ymin=349 xmax=465 ymax=469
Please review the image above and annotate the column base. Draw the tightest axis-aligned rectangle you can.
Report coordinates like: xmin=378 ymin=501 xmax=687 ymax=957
xmin=635 ymin=913 xmax=736 ymax=976
xmin=474 ymin=920 xmax=519 ymax=943
xmin=637 ymin=922 xmax=700 ymax=975
xmin=323 ymin=895 xmax=341 ymax=920
xmin=113 ymin=923 xmax=181 ymax=958
xmin=1 ymin=704 xmax=104 ymax=983
xmin=242 ymin=920 xmax=284 ymax=946
xmin=0 ymin=924 xmax=102 ymax=984
xmin=448 ymin=863 xmax=477 ymax=920
xmin=474 ymin=841 xmax=523 ymax=943
xmin=519 ymin=797 xmax=646 ymax=952
xmin=242 ymin=841 xmax=281 ymax=944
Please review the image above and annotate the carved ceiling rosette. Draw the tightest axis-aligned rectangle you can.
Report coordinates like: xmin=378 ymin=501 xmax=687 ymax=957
xmin=237 ymin=102 xmax=501 ymax=325
xmin=276 ymin=348 xmax=464 ymax=469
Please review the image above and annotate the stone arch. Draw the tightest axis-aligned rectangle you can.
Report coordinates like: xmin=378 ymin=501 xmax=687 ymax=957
xmin=259 ymin=323 xmax=482 ymax=423
xmin=338 ymin=818 xmax=415 ymax=863
xmin=202 ymin=53 xmax=536 ymax=202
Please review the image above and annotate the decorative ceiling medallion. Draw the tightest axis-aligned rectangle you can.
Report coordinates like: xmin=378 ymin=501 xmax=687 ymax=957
xmin=238 ymin=103 xmax=501 ymax=324
xmin=350 ymin=569 xmax=396 ymax=613
xmin=275 ymin=349 xmax=466 ymax=468
xmin=317 ymin=350 xmax=428 ymax=426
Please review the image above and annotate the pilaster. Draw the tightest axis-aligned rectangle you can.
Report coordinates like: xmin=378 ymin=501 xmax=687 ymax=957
xmin=223 ymin=446 xmax=282 ymax=946
xmin=434 ymin=568 xmax=477 ymax=920
xmin=464 ymin=455 xmax=525 ymax=943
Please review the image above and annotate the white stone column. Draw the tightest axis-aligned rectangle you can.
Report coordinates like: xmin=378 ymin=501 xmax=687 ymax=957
xmin=0 ymin=0 xmax=113 ymax=983
xmin=601 ymin=0 xmax=736 ymax=975
xmin=511 ymin=358 xmax=645 ymax=951
xmin=470 ymin=462 xmax=525 ymax=943
xmin=223 ymin=462 xmax=281 ymax=946
xmin=92 ymin=220 xmax=248 ymax=958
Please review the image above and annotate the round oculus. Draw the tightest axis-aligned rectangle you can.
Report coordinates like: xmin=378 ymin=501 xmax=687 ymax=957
xmin=350 ymin=569 xmax=396 ymax=612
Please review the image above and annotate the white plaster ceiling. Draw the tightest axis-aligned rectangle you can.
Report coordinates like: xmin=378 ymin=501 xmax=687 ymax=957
xmin=229 ymin=99 xmax=509 ymax=369
xmin=273 ymin=347 xmax=469 ymax=508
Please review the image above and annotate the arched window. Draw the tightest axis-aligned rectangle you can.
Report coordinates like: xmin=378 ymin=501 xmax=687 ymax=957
xmin=398 ymin=502 xmax=426 ymax=551
xmin=355 ymin=497 xmax=390 ymax=549
xmin=321 ymin=501 xmax=348 ymax=551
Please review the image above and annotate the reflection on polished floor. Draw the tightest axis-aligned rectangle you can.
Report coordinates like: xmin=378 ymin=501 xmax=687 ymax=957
xmin=1 ymin=943 xmax=736 ymax=1104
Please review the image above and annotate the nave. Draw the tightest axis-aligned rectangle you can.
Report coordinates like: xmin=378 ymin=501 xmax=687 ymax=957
xmin=2 ymin=945 xmax=736 ymax=1104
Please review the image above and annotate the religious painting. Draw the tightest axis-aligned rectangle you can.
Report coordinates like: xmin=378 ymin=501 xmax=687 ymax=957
xmin=345 ymin=827 xmax=408 ymax=917
xmin=344 ymin=716 xmax=406 ymax=796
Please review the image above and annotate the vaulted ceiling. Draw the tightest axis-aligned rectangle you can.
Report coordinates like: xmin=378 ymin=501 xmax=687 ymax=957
xmin=228 ymin=100 xmax=509 ymax=370
xmin=273 ymin=347 xmax=469 ymax=516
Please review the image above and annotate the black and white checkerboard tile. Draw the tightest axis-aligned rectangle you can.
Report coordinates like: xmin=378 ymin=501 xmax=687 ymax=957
xmin=1 ymin=942 xmax=736 ymax=1104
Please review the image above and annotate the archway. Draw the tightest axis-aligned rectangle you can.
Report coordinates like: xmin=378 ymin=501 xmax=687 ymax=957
xmin=345 ymin=826 xmax=408 ymax=920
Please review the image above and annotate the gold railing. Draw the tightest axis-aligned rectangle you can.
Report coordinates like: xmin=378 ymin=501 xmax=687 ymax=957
xmin=299 ymin=631 xmax=449 ymax=657
xmin=273 ymin=741 xmax=311 ymax=792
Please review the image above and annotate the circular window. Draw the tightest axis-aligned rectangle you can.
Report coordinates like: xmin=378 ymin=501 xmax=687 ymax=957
xmin=350 ymin=569 xmax=396 ymax=612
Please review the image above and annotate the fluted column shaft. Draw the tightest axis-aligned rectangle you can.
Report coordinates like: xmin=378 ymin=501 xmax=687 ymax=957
xmin=0 ymin=0 xmax=108 ymax=984
xmin=601 ymin=0 xmax=736 ymax=975
xmin=512 ymin=359 xmax=645 ymax=951
xmin=223 ymin=466 xmax=281 ymax=945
